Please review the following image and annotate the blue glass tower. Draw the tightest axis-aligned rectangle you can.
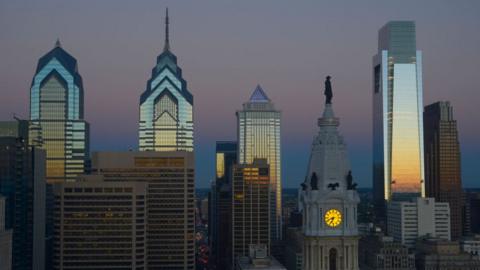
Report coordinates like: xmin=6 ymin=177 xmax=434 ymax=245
xmin=29 ymin=40 xmax=90 ymax=184
xmin=139 ymin=8 xmax=194 ymax=151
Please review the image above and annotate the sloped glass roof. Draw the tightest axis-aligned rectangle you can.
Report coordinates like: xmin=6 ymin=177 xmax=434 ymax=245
xmin=249 ymin=85 xmax=270 ymax=103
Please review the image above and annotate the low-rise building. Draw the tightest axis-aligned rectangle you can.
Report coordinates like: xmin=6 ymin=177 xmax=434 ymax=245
xmin=387 ymin=197 xmax=450 ymax=248
xmin=415 ymin=237 xmax=480 ymax=270
xmin=359 ymin=233 xmax=415 ymax=270
xmin=461 ymin=235 xmax=480 ymax=257
xmin=235 ymin=245 xmax=286 ymax=270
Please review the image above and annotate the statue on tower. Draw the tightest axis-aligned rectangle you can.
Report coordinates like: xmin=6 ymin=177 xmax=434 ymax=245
xmin=324 ymin=76 xmax=333 ymax=104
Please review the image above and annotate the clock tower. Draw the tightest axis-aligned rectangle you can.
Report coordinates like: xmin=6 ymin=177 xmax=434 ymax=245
xmin=299 ymin=85 xmax=360 ymax=270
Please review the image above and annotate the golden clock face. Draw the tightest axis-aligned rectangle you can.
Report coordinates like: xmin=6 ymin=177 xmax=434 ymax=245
xmin=324 ymin=209 xmax=342 ymax=227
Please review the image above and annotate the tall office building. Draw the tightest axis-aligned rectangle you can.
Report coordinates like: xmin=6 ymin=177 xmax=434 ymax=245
xmin=373 ymin=21 xmax=425 ymax=220
xmin=387 ymin=197 xmax=450 ymax=248
xmin=424 ymin=101 xmax=464 ymax=240
xmin=237 ymin=85 xmax=281 ymax=240
xmin=53 ymin=176 xmax=148 ymax=269
xmin=232 ymin=159 xmax=271 ymax=268
xmin=29 ymin=40 xmax=89 ymax=183
xmin=209 ymin=141 xmax=237 ymax=269
xmin=90 ymin=151 xmax=195 ymax=269
xmin=0 ymin=196 xmax=12 ymax=270
xmin=139 ymin=9 xmax=194 ymax=152
xmin=0 ymin=120 xmax=46 ymax=270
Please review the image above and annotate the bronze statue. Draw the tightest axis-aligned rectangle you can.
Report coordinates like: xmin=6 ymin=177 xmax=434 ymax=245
xmin=310 ymin=172 xmax=319 ymax=190
xmin=346 ymin=170 xmax=357 ymax=190
xmin=324 ymin=76 xmax=333 ymax=104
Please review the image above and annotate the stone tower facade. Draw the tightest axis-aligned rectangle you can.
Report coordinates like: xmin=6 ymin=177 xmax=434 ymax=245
xmin=299 ymin=102 xmax=360 ymax=270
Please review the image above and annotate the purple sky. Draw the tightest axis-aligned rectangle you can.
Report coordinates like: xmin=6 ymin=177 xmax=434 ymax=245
xmin=1 ymin=0 xmax=479 ymax=188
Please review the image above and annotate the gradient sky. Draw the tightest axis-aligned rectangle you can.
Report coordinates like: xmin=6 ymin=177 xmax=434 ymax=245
xmin=1 ymin=0 xmax=479 ymax=188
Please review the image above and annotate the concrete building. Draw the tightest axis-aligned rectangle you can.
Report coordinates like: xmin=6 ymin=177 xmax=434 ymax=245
xmin=235 ymin=245 xmax=286 ymax=270
xmin=359 ymin=233 xmax=415 ymax=270
xmin=299 ymin=96 xmax=360 ymax=270
xmin=424 ymin=101 xmax=464 ymax=240
xmin=0 ymin=120 xmax=46 ymax=270
xmin=91 ymin=151 xmax=195 ymax=269
xmin=53 ymin=176 xmax=148 ymax=269
xmin=387 ymin=197 xmax=450 ymax=248
xmin=461 ymin=235 xmax=480 ymax=257
xmin=0 ymin=196 xmax=12 ymax=270
xmin=373 ymin=21 xmax=425 ymax=221
xmin=232 ymin=159 xmax=271 ymax=267
xmin=415 ymin=238 xmax=480 ymax=270
xmin=237 ymin=85 xmax=282 ymax=241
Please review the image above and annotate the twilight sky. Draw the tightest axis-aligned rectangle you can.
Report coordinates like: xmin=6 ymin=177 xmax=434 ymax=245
xmin=1 ymin=0 xmax=479 ymax=188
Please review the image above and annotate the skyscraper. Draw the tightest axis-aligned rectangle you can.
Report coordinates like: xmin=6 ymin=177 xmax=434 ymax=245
xmin=424 ymin=101 xmax=464 ymax=240
xmin=232 ymin=159 xmax=271 ymax=268
xmin=90 ymin=151 xmax=195 ymax=269
xmin=29 ymin=40 xmax=90 ymax=183
xmin=237 ymin=85 xmax=281 ymax=240
xmin=139 ymin=8 xmax=194 ymax=152
xmin=209 ymin=141 xmax=237 ymax=269
xmin=0 ymin=196 xmax=12 ymax=270
xmin=373 ymin=21 xmax=425 ymax=220
xmin=0 ymin=120 xmax=46 ymax=270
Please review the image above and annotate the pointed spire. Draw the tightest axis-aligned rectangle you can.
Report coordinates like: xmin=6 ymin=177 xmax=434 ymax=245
xmin=249 ymin=84 xmax=270 ymax=103
xmin=164 ymin=7 xmax=170 ymax=51
xmin=55 ymin=38 xmax=62 ymax=48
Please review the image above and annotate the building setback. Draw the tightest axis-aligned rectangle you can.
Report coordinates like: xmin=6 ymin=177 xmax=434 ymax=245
xmin=90 ymin=151 xmax=195 ymax=269
xmin=387 ymin=197 xmax=450 ymax=248
xmin=232 ymin=159 xmax=271 ymax=268
xmin=29 ymin=40 xmax=89 ymax=184
xmin=424 ymin=101 xmax=464 ymax=240
xmin=0 ymin=120 xmax=46 ymax=270
xmin=138 ymin=9 xmax=193 ymax=152
xmin=53 ymin=176 xmax=148 ymax=269
xmin=373 ymin=21 xmax=425 ymax=221
xmin=237 ymin=85 xmax=282 ymax=241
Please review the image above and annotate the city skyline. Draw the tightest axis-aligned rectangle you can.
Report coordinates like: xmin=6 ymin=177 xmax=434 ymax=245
xmin=1 ymin=1 xmax=479 ymax=188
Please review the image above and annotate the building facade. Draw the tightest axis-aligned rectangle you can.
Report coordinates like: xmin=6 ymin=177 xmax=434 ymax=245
xmin=359 ymin=233 xmax=415 ymax=270
xmin=0 ymin=196 xmax=12 ymax=270
xmin=138 ymin=9 xmax=194 ymax=152
xmin=237 ymin=85 xmax=281 ymax=241
xmin=29 ymin=40 xmax=89 ymax=184
xmin=373 ymin=21 xmax=425 ymax=220
xmin=232 ymin=159 xmax=271 ymax=268
xmin=91 ymin=151 xmax=195 ymax=269
xmin=235 ymin=245 xmax=286 ymax=270
xmin=209 ymin=141 xmax=237 ymax=269
xmin=299 ymin=99 xmax=360 ymax=270
xmin=0 ymin=120 xmax=46 ymax=270
xmin=424 ymin=101 xmax=464 ymax=240
xmin=53 ymin=176 xmax=147 ymax=269
xmin=415 ymin=238 xmax=480 ymax=270
xmin=387 ymin=197 xmax=450 ymax=248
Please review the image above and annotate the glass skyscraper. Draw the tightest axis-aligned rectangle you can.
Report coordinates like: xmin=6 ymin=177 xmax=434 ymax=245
xmin=139 ymin=9 xmax=194 ymax=152
xmin=29 ymin=40 xmax=89 ymax=184
xmin=237 ymin=85 xmax=281 ymax=240
xmin=373 ymin=21 xmax=425 ymax=219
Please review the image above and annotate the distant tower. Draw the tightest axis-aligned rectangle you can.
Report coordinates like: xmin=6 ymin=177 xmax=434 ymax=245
xmin=139 ymin=8 xmax=194 ymax=151
xmin=373 ymin=21 xmax=425 ymax=221
xmin=424 ymin=101 xmax=464 ymax=240
xmin=299 ymin=92 xmax=360 ymax=270
xmin=237 ymin=85 xmax=282 ymax=240
xmin=29 ymin=40 xmax=90 ymax=183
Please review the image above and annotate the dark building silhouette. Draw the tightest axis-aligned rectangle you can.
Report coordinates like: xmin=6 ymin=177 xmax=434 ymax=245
xmin=209 ymin=141 xmax=237 ymax=269
xmin=424 ymin=101 xmax=464 ymax=240
xmin=0 ymin=120 xmax=46 ymax=270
